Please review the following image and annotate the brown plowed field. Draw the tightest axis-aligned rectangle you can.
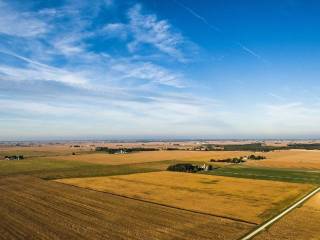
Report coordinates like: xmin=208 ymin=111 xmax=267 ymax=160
xmin=0 ymin=176 xmax=253 ymax=240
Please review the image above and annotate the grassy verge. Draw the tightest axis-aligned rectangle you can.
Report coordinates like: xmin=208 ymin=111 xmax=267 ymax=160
xmin=258 ymin=189 xmax=310 ymax=220
xmin=203 ymin=165 xmax=320 ymax=184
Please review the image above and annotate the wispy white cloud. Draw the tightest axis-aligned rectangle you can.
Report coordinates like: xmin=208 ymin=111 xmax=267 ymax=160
xmin=264 ymin=102 xmax=317 ymax=121
xmin=52 ymin=34 xmax=87 ymax=56
xmin=251 ymin=102 xmax=320 ymax=136
xmin=0 ymin=51 xmax=89 ymax=88
xmin=268 ymin=93 xmax=287 ymax=101
xmin=0 ymin=0 xmax=47 ymax=37
xmin=127 ymin=4 xmax=189 ymax=61
xmin=0 ymin=45 xmax=185 ymax=90
xmin=100 ymin=4 xmax=196 ymax=61
xmin=111 ymin=61 xmax=184 ymax=88
xmin=0 ymin=0 xmax=232 ymax=139
xmin=102 ymin=23 xmax=128 ymax=39
xmin=128 ymin=5 xmax=183 ymax=59
xmin=0 ymin=1 xmax=188 ymax=89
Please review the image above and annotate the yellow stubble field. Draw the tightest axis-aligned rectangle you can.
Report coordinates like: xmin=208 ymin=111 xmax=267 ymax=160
xmin=45 ymin=150 xmax=252 ymax=165
xmin=253 ymin=192 xmax=320 ymax=240
xmin=245 ymin=150 xmax=320 ymax=170
xmin=0 ymin=144 xmax=90 ymax=158
xmin=57 ymin=171 xmax=314 ymax=224
xmin=41 ymin=149 xmax=320 ymax=170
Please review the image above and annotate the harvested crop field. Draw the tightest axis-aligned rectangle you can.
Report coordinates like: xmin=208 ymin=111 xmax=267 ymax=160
xmin=253 ymin=192 xmax=320 ymax=240
xmin=245 ymin=150 xmax=320 ymax=170
xmin=0 ymin=144 xmax=90 ymax=158
xmin=57 ymin=172 xmax=313 ymax=224
xmin=0 ymin=175 xmax=254 ymax=240
xmin=44 ymin=150 xmax=252 ymax=165
xmin=0 ymin=158 xmax=164 ymax=180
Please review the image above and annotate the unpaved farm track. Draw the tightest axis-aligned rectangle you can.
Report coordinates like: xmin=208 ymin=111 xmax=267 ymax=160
xmin=0 ymin=176 xmax=253 ymax=240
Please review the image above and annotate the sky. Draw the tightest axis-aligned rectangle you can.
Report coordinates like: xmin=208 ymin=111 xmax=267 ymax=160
xmin=0 ymin=0 xmax=320 ymax=140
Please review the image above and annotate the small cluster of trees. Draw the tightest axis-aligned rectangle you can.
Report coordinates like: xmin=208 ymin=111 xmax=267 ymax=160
xmin=221 ymin=143 xmax=281 ymax=152
xmin=287 ymin=143 xmax=320 ymax=150
xmin=210 ymin=154 xmax=266 ymax=164
xmin=193 ymin=143 xmax=283 ymax=152
xmin=95 ymin=147 xmax=159 ymax=154
xmin=199 ymin=143 xmax=320 ymax=152
xmin=167 ymin=163 xmax=196 ymax=172
xmin=70 ymin=145 xmax=81 ymax=148
xmin=167 ymin=163 xmax=214 ymax=173
xmin=4 ymin=155 xmax=24 ymax=160
xmin=166 ymin=147 xmax=180 ymax=151
xmin=210 ymin=157 xmax=245 ymax=164
xmin=248 ymin=154 xmax=266 ymax=160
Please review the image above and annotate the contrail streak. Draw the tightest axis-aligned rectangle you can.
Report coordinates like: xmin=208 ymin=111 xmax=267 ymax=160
xmin=173 ymin=0 xmax=268 ymax=63
xmin=237 ymin=42 xmax=262 ymax=60
xmin=173 ymin=0 xmax=220 ymax=32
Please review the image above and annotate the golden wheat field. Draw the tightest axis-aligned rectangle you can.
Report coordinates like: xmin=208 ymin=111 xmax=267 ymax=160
xmin=57 ymin=171 xmax=313 ymax=224
xmin=253 ymin=192 xmax=320 ymax=240
xmin=0 ymin=175 xmax=254 ymax=240
xmin=245 ymin=150 xmax=320 ymax=170
xmin=45 ymin=150 xmax=252 ymax=165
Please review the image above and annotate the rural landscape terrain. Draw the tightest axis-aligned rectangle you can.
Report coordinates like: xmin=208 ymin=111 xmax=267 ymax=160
xmin=1 ymin=0 xmax=320 ymax=239
xmin=1 ymin=140 xmax=319 ymax=239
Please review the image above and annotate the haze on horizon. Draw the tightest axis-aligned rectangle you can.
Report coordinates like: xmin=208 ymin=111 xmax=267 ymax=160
xmin=0 ymin=0 xmax=320 ymax=141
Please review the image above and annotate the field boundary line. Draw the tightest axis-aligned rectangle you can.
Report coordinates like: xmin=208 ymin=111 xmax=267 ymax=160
xmin=239 ymin=186 xmax=320 ymax=240
xmin=214 ymin=171 xmax=317 ymax=181
xmin=55 ymin=180 xmax=258 ymax=226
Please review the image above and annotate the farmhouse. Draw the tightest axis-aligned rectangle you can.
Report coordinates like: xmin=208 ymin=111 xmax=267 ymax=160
xmin=199 ymin=163 xmax=209 ymax=171
xmin=114 ymin=149 xmax=127 ymax=154
xmin=167 ymin=163 xmax=215 ymax=173
xmin=4 ymin=155 xmax=24 ymax=160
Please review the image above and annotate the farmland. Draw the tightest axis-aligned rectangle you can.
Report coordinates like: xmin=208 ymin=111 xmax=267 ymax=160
xmin=0 ymin=144 xmax=91 ymax=158
xmin=2 ymin=0 xmax=320 ymax=238
xmin=253 ymin=192 xmax=320 ymax=240
xmin=245 ymin=150 xmax=320 ymax=170
xmin=205 ymin=165 xmax=320 ymax=184
xmin=0 ymin=158 xmax=164 ymax=180
xmin=41 ymin=150 xmax=253 ymax=165
xmin=1 ymin=142 xmax=320 ymax=239
xmin=57 ymin=171 xmax=314 ymax=224
xmin=31 ymin=148 xmax=320 ymax=171
xmin=0 ymin=175 xmax=253 ymax=240
xmin=4 ymin=143 xmax=320 ymax=171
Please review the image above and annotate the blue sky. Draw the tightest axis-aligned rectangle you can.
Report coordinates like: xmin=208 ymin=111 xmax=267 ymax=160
xmin=0 ymin=0 xmax=320 ymax=140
